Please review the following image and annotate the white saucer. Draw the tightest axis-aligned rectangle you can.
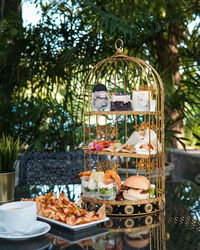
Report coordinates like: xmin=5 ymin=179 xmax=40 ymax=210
xmin=0 ymin=221 xmax=51 ymax=241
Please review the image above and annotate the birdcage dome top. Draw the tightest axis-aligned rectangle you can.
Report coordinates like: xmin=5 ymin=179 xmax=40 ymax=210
xmin=83 ymin=39 xmax=164 ymax=113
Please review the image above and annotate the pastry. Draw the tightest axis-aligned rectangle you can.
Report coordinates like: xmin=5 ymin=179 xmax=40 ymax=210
xmin=125 ymin=128 xmax=161 ymax=154
xmin=135 ymin=139 xmax=161 ymax=155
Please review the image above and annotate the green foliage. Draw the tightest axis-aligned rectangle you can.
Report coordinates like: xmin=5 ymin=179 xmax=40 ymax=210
xmin=165 ymin=181 xmax=200 ymax=249
xmin=0 ymin=0 xmax=199 ymax=150
xmin=0 ymin=134 xmax=23 ymax=173
xmin=184 ymin=111 xmax=200 ymax=149
xmin=10 ymin=97 xmax=83 ymax=151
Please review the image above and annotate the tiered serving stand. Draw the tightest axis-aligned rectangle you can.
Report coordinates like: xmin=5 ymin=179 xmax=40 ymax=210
xmin=81 ymin=39 xmax=165 ymax=216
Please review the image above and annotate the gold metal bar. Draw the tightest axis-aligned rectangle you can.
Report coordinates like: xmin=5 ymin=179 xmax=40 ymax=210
xmin=105 ymin=115 xmax=107 ymax=141
xmin=84 ymin=111 xmax=159 ymax=115
xmin=115 ymin=115 xmax=118 ymax=141
xmin=114 ymin=60 xmax=117 ymax=94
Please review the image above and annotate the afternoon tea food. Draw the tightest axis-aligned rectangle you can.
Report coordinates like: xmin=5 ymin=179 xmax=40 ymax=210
xmin=80 ymin=140 xmax=116 ymax=152
xmin=122 ymin=128 xmax=161 ymax=155
xmin=92 ymin=84 xmax=109 ymax=111
xmin=22 ymin=191 xmax=106 ymax=226
xmin=122 ymin=175 xmax=154 ymax=201
xmin=99 ymin=170 xmax=121 ymax=200
xmin=77 ymin=170 xmax=122 ymax=200
xmin=110 ymin=94 xmax=131 ymax=111
xmin=77 ymin=171 xmax=101 ymax=198
xmin=132 ymin=90 xmax=156 ymax=112
xmin=87 ymin=140 xmax=114 ymax=151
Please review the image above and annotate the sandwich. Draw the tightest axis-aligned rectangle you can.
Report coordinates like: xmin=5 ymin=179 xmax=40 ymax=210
xmin=122 ymin=175 xmax=154 ymax=201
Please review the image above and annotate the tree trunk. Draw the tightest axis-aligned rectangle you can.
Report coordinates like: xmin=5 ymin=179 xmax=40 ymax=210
xmin=0 ymin=0 xmax=22 ymax=103
xmin=154 ymin=24 xmax=184 ymax=148
xmin=0 ymin=0 xmax=22 ymax=21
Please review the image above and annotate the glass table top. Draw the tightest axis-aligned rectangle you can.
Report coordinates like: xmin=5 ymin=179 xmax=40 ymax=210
xmin=0 ymin=180 xmax=199 ymax=250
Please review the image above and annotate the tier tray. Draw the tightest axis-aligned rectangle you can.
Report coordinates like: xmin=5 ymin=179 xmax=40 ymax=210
xmin=85 ymin=150 xmax=161 ymax=158
xmin=84 ymin=111 xmax=161 ymax=116
xmin=101 ymin=210 xmax=165 ymax=232
xmin=81 ymin=195 xmax=165 ymax=216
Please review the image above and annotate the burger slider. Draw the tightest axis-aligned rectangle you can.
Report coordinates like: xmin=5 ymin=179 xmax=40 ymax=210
xmin=122 ymin=175 xmax=154 ymax=201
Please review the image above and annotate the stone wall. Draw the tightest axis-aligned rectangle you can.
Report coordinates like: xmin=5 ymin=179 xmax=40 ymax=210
xmin=170 ymin=149 xmax=200 ymax=182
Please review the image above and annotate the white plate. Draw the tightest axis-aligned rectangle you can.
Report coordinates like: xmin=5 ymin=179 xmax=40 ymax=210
xmin=38 ymin=215 xmax=109 ymax=231
xmin=0 ymin=221 xmax=51 ymax=241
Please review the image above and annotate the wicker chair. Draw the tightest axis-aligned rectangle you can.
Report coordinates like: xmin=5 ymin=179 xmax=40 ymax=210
xmin=18 ymin=151 xmax=99 ymax=185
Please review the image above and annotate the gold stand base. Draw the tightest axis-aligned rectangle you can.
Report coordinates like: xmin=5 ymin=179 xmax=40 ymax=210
xmin=82 ymin=195 xmax=165 ymax=216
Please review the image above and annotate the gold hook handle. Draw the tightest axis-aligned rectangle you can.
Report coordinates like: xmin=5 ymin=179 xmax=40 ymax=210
xmin=115 ymin=39 xmax=124 ymax=52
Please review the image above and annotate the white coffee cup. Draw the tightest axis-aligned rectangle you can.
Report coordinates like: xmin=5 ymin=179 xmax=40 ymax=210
xmin=0 ymin=201 xmax=37 ymax=235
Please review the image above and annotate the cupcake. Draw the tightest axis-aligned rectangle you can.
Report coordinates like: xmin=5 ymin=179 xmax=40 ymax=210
xmin=92 ymin=84 xmax=109 ymax=111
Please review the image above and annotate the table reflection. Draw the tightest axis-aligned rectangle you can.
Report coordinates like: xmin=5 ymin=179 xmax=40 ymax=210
xmin=1 ymin=180 xmax=198 ymax=249
xmin=101 ymin=210 xmax=165 ymax=250
xmin=42 ymin=210 xmax=165 ymax=250
xmin=0 ymin=236 xmax=51 ymax=250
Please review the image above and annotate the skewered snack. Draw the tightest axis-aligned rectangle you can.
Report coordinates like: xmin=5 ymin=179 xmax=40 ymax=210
xmin=81 ymin=140 xmax=116 ymax=151
xmin=22 ymin=191 xmax=106 ymax=226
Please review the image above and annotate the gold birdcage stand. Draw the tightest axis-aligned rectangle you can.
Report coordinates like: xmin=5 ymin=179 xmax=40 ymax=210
xmin=81 ymin=39 xmax=165 ymax=216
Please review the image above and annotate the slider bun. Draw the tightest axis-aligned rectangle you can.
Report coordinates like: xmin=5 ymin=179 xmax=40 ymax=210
xmin=123 ymin=189 xmax=149 ymax=201
xmin=123 ymin=175 xmax=149 ymax=190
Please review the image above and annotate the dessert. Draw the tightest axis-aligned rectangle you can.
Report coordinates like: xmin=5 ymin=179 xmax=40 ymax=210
xmin=110 ymin=94 xmax=131 ymax=111
xmin=92 ymin=84 xmax=109 ymax=111
xmin=132 ymin=91 xmax=156 ymax=111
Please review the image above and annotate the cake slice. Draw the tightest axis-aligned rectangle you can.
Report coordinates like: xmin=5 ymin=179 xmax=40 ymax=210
xmin=110 ymin=94 xmax=131 ymax=111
